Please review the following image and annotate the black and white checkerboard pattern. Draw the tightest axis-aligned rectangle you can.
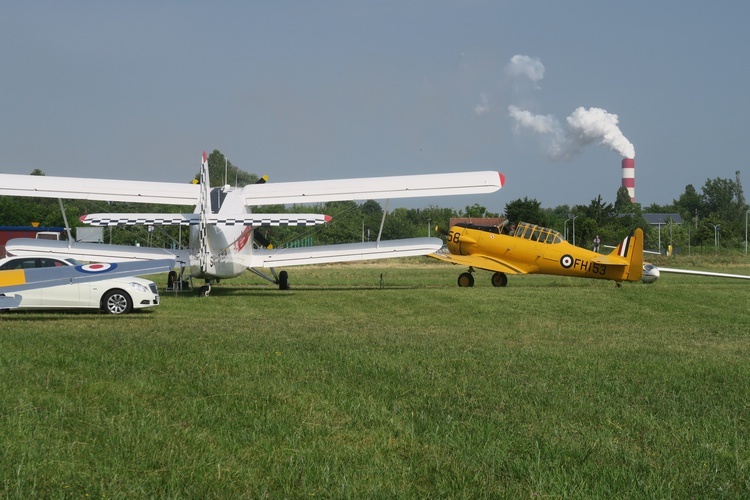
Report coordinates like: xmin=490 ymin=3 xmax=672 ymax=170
xmin=82 ymin=214 xmax=329 ymax=227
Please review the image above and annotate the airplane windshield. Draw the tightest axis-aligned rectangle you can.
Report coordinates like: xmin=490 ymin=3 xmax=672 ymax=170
xmin=513 ymin=222 xmax=563 ymax=244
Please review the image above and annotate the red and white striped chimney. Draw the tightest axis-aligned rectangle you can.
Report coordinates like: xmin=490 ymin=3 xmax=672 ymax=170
xmin=621 ymin=158 xmax=635 ymax=202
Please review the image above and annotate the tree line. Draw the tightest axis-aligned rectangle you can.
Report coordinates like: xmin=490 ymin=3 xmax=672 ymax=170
xmin=2 ymin=150 xmax=747 ymax=254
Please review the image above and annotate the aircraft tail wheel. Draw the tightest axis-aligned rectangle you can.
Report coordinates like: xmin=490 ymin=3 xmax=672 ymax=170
xmin=198 ymin=284 xmax=211 ymax=297
xmin=491 ymin=272 xmax=508 ymax=287
xmin=457 ymin=272 xmax=474 ymax=287
xmin=615 ymin=282 xmax=623 ymax=288
xmin=278 ymin=270 xmax=290 ymax=290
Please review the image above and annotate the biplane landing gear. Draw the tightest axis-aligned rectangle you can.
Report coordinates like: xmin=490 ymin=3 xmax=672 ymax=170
xmin=198 ymin=284 xmax=211 ymax=297
xmin=491 ymin=272 xmax=508 ymax=287
xmin=457 ymin=272 xmax=475 ymax=287
xmin=277 ymin=270 xmax=290 ymax=290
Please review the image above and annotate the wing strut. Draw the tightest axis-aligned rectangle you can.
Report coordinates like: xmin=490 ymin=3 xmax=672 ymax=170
xmin=57 ymin=198 xmax=74 ymax=247
xmin=376 ymin=199 xmax=389 ymax=248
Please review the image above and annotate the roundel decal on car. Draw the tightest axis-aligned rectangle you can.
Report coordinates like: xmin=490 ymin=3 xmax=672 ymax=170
xmin=75 ymin=263 xmax=118 ymax=273
xmin=560 ymin=255 xmax=573 ymax=269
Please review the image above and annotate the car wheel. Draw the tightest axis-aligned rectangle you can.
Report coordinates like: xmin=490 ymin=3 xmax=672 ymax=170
xmin=102 ymin=289 xmax=133 ymax=315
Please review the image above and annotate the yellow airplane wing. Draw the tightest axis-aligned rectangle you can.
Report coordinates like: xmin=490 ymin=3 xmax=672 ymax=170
xmin=428 ymin=252 xmax=528 ymax=274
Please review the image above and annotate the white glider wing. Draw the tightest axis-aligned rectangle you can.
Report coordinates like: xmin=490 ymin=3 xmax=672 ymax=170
xmin=240 ymin=171 xmax=504 ymax=206
xmin=248 ymin=238 xmax=443 ymax=267
xmin=0 ymin=173 xmax=199 ymax=205
xmin=658 ymin=267 xmax=750 ymax=280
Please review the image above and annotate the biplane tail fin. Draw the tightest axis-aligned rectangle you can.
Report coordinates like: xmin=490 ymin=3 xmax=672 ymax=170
xmin=609 ymin=228 xmax=643 ymax=282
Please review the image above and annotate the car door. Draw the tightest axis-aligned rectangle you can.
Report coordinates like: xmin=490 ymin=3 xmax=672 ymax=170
xmin=0 ymin=257 xmax=44 ymax=307
xmin=35 ymin=258 xmax=81 ymax=309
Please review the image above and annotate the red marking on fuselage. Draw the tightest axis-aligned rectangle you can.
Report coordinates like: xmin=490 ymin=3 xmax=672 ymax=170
xmin=235 ymin=227 xmax=252 ymax=252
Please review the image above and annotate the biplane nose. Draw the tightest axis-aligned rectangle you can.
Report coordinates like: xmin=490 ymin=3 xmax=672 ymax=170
xmin=324 ymin=215 xmax=333 ymax=223
xmin=498 ymin=172 xmax=505 ymax=188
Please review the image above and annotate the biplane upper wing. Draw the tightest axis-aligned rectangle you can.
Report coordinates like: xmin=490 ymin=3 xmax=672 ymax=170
xmin=0 ymin=173 xmax=199 ymax=205
xmin=428 ymin=251 xmax=529 ymax=275
xmin=0 ymin=170 xmax=503 ymax=206
xmin=240 ymin=171 xmax=504 ymax=206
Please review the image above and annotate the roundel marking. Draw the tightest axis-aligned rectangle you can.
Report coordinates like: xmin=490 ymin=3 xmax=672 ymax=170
xmin=560 ymin=255 xmax=573 ymax=269
xmin=76 ymin=263 xmax=118 ymax=273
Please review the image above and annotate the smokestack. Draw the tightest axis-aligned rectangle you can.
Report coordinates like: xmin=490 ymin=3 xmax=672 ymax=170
xmin=622 ymin=158 xmax=635 ymax=202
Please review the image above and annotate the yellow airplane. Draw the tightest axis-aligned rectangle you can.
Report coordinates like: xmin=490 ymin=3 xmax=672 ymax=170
xmin=429 ymin=221 xmax=643 ymax=287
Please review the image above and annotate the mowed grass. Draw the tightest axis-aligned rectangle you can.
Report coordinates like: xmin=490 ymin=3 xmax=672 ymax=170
xmin=1 ymin=258 xmax=749 ymax=497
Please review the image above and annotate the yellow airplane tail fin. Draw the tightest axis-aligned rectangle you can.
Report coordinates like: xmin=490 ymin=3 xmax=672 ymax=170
xmin=609 ymin=228 xmax=643 ymax=282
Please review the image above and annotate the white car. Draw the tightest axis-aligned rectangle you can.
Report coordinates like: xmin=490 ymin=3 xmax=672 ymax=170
xmin=0 ymin=255 xmax=160 ymax=314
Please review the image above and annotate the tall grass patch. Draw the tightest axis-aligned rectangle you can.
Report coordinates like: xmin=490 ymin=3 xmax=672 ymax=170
xmin=1 ymin=259 xmax=749 ymax=496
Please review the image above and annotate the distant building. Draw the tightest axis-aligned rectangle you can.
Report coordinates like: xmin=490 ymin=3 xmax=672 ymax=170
xmin=0 ymin=226 xmax=65 ymax=257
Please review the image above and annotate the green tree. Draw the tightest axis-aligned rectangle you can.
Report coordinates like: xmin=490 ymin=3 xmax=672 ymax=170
xmin=460 ymin=203 xmax=498 ymax=218
xmin=673 ymin=184 xmax=701 ymax=225
xmin=614 ymin=186 xmax=632 ymax=212
xmin=202 ymin=149 xmax=260 ymax=187
xmin=504 ymin=197 xmax=547 ymax=226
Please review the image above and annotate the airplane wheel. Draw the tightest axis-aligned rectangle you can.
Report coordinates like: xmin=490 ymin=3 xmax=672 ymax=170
xmin=457 ymin=272 xmax=474 ymax=287
xmin=491 ymin=272 xmax=508 ymax=287
xmin=198 ymin=285 xmax=211 ymax=297
xmin=278 ymin=270 xmax=290 ymax=290
xmin=615 ymin=282 xmax=623 ymax=288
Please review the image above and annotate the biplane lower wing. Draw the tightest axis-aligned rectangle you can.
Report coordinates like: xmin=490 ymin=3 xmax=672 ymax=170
xmin=4 ymin=238 xmax=189 ymax=265
xmin=428 ymin=252 xmax=527 ymax=275
xmin=249 ymin=238 xmax=444 ymax=267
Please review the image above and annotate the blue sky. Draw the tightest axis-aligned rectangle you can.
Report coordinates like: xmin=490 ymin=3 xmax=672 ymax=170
xmin=2 ymin=1 xmax=749 ymax=214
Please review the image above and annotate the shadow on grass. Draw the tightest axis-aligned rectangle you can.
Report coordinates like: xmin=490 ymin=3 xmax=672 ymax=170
xmin=0 ymin=309 xmax=158 ymax=321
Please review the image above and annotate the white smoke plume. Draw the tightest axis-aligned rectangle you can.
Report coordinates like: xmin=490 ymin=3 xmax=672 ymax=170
xmin=566 ymin=107 xmax=635 ymax=159
xmin=509 ymin=105 xmax=635 ymax=160
xmin=501 ymin=54 xmax=635 ymax=160
xmin=506 ymin=55 xmax=545 ymax=85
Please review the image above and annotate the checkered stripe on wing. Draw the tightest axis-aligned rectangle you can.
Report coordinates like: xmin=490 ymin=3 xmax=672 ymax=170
xmin=85 ymin=216 xmax=192 ymax=226
xmin=208 ymin=215 xmax=327 ymax=226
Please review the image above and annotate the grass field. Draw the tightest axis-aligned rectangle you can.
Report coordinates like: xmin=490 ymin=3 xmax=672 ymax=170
xmin=1 ymin=257 xmax=749 ymax=497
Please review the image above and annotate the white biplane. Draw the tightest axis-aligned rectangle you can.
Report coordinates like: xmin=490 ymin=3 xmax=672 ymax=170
xmin=1 ymin=152 xmax=504 ymax=295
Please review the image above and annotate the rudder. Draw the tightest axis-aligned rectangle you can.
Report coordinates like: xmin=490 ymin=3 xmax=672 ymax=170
xmin=610 ymin=228 xmax=643 ymax=282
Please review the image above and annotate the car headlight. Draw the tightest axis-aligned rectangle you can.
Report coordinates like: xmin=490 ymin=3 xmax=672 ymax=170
xmin=128 ymin=282 xmax=150 ymax=293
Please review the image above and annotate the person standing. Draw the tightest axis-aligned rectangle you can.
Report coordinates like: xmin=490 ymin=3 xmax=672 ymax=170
xmin=593 ymin=235 xmax=601 ymax=252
